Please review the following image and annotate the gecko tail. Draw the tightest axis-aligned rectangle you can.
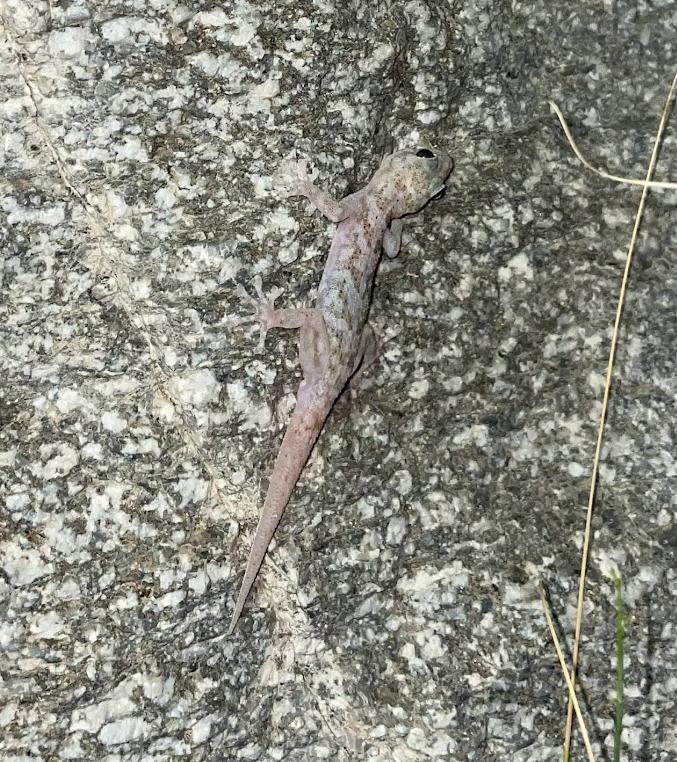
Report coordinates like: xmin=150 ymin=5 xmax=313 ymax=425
xmin=227 ymin=394 xmax=331 ymax=635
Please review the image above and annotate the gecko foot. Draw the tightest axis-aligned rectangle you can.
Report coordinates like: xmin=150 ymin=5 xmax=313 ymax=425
xmin=235 ymin=276 xmax=282 ymax=353
xmin=279 ymin=158 xmax=318 ymax=199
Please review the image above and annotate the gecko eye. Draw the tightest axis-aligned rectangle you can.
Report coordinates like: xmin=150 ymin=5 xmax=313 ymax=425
xmin=416 ymin=148 xmax=435 ymax=158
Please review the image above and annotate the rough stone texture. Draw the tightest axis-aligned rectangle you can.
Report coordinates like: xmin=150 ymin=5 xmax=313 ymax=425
xmin=1 ymin=1 xmax=675 ymax=760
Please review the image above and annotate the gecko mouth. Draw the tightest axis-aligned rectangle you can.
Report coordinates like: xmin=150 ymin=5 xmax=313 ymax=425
xmin=431 ymin=186 xmax=446 ymax=200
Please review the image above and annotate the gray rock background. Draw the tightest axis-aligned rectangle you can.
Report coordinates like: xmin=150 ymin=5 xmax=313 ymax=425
xmin=1 ymin=1 xmax=675 ymax=760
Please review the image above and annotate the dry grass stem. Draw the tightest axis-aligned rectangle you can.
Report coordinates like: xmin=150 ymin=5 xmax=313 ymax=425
xmin=561 ymin=70 xmax=677 ymax=760
xmin=549 ymin=100 xmax=677 ymax=190
xmin=538 ymin=584 xmax=596 ymax=762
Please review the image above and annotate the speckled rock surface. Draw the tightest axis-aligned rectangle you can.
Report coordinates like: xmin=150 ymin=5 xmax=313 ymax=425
xmin=1 ymin=1 xmax=676 ymax=760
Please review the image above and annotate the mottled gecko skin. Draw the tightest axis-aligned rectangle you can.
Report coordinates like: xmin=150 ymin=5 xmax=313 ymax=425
xmin=228 ymin=147 xmax=453 ymax=634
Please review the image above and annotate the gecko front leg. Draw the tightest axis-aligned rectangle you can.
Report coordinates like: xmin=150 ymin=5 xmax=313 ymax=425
xmin=287 ymin=160 xmax=359 ymax=223
xmin=383 ymin=219 xmax=403 ymax=258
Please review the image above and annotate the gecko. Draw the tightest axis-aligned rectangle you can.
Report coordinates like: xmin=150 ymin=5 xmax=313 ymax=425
xmin=228 ymin=146 xmax=453 ymax=634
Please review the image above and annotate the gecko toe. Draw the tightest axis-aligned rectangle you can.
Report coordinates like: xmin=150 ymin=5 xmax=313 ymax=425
xmin=235 ymin=277 xmax=283 ymax=350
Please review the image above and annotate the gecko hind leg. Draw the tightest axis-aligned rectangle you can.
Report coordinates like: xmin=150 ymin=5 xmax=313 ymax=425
xmin=238 ymin=276 xmax=330 ymax=382
xmin=349 ymin=323 xmax=379 ymax=390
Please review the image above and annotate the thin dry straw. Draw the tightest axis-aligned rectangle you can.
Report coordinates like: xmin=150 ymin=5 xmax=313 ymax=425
xmin=549 ymin=100 xmax=677 ymax=190
xmin=538 ymin=584 xmax=596 ymax=762
xmin=559 ymin=70 xmax=677 ymax=761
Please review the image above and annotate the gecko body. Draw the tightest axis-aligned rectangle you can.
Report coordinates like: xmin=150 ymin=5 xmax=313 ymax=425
xmin=228 ymin=147 xmax=453 ymax=634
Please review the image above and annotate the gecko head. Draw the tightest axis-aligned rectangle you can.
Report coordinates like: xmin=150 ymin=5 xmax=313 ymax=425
xmin=374 ymin=146 xmax=453 ymax=217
